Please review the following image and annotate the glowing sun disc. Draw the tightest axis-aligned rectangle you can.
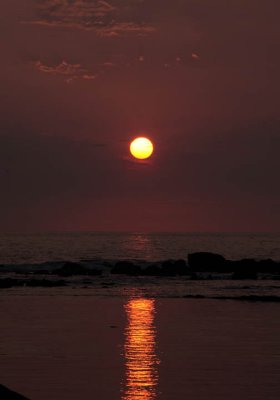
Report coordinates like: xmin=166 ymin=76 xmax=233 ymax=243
xmin=130 ymin=137 xmax=154 ymax=160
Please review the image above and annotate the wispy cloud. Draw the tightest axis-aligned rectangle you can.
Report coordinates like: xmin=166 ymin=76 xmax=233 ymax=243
xmin=97 ymin=22 xmax=156 ymax=37
xmin=33 ymin=60 xmax=96 ymax=82
xmin=27 ymin=0 xmax=156 ymax=36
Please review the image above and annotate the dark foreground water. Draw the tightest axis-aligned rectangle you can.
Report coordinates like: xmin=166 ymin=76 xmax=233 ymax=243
xmin=0 ymin=292 xmax=280 ymax=400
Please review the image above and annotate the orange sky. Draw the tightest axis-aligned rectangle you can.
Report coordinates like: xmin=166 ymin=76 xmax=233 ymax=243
xmin=0 ymin=0 xmax=279 ymax=232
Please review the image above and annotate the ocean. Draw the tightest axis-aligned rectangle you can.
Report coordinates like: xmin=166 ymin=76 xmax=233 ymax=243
xmin=0 ymin=232 xmax=279 ymax=265
xmin=1 ymin=232 xmax=280 ymax=399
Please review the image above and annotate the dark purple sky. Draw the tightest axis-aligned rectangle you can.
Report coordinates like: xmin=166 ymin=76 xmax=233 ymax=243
xmin=0 ymin=0 xmax=279 ymax=232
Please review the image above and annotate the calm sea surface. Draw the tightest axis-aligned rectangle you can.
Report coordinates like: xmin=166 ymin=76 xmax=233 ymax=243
xmin=0 ymin=232 xmax=279 ymax=264
xmin=0 ymin=295 xmax=279 ymax=400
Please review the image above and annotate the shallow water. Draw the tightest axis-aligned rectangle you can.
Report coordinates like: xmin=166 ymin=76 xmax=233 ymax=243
xmin=0 ymin=293 xmax=279 ymax=400
xmin=2 ymin=275 xmax=280 ymax=300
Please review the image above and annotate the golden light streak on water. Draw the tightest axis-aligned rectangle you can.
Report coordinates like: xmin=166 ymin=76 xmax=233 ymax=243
xmin=122 ymin=298 xmax=159 ymax=400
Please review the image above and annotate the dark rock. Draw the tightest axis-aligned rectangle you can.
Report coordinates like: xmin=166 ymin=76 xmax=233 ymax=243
xmin=258 ymin=259 xmax=280 ymax=273
xmin=142 ymin=264 xmax=162 ymax=276
xmin=229 ymin=258 xmax=259 ymax=279
xmin=25 ymin=279 xmax=67 ymax=287
xmin=160 ymin=259 xmax=190 ymax=276
xmin=53 ymin=262 xmax=87 ymax=276
xmin=174 ymin=259 xmax=190 ymax=275
xmin=111 ymin=261 xmax=141 ymax=275
xmin=244 ymin=295 xmax=280 ymax=302
xmin=223 ymin=258 xmax=279 ymax=276
xmin=190 ymin=273 xmax=199 ymax=280
xmin=53 ymin=262 xmax=101 ymax=277
xmin=0 ymin=278 xmax=22 ymax=288
xmin=212 ymin=295 xmax=280 ymax=302
xmin=0 ymin=278 xmax=67 ymax=288
xmin=15 ymin=271 xmax=32 ymax=275
xmin=0 ymin=384 xmax=30 ymax=399
xmin=232 ymin=271 xmax=258 ymax=280
xmin=101 ymin=281 xmax=115 ymax=286
xmin=183 ymin=294 xmax=206 ymax=299
xmin=33 ymin=269 xmax=50 ymax=275
xmin=87 ymin=269 xmax=101 ymax=276
xmin=230 ymin=258 xmax=258 ymax=272
xmin=188 ymin=252 xmax=227 ymax=272
xmin=161 ymin=260 xmax=176 ymax=276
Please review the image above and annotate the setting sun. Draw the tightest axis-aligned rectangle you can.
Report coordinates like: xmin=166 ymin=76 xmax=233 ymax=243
xmin=130 ymin=137 xmax=154 ymax=160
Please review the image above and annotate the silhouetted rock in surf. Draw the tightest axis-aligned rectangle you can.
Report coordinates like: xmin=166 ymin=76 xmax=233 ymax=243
xmin=140 ymin=259 xmax=190 ymax=276
xmin=53 ymin=262 xmax=101 ymax=277
xmin=232 ymin=271 xmax=258 ymax=280
xmin=161 ymin=261 xmax=175 ymax=276
xmin=142 ymin=264 xmax=162 ymax=276
xmin=229 ymin=259 xmax=262 ymax=278
xmin=227 ymin=258 xmax=280 ymax=275
xmin=183 ymin=295 xmax=280 ymax=302
xmin=53 ymin=262 xmax=86 ymax=276
xmin=256 ymin=259 xmax=280 ymax=273
xmin=188 ymin=252 xmax=227 ymax=272
xmin=0 ymin=384 xmax=30 ymax=399
xmin=111 ymin=261 xmax=141 ymax=275
xmin=211 ymin=295 xmax=280 ymax=302
xmin=161 ymin=259 xmax=190 ymax=276
xmin=1 ymin=254 xmax=280 ymax=282
xmin=229 ymin=258 xmax=258 ymax=272
xmin=33 ymin=269 xmax=50 ymax=275
xmin=187 ymin=253 xmax=280 ymax=275
xmin=0 ymin=278 xmax=67 ymax=288
xmin=25 ymin=279 xmax=67 ymax=287
xmin=174 ymin=259 xmax=190 ymax=275
xmin=0 ymin=278 xmax=20 ymax=288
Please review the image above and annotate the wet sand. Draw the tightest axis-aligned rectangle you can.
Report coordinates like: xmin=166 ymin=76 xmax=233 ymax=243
xmin=1 ymin=293 xmax=280 ymax=400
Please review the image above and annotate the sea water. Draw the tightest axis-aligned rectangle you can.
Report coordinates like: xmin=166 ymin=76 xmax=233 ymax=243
xmin=1 ymin=233 xmax=280 ymax=399
xmin=0 ymin=232 xmax=279 ymax=265
xmin=0 ymin=295 xmax=279 ymax=400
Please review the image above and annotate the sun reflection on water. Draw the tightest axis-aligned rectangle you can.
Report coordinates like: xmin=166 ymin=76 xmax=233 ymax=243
xmin=122 ymin=298 xmax=159 ymax=400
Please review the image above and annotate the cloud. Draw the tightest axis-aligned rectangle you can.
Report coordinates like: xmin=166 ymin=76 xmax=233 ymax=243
xmin=27 ymin=0 xmax=156 ymax=36
xmin=33 ymin=60 xmax=96 ymax=82
xmin=191 ymin=53 xmax=200 ymax=61
xmin=37 ymin=0 xmax=115 ymax=22
xmin=96 ymin=22 xmax=156 ymax=37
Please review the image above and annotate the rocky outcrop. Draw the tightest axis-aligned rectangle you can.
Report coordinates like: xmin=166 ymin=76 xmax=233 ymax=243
xmin=160 ymin=259 xmax=191 ymax=276
xmin=0 ymin=384 xmax=30 ymax=399
xmin=188 ymin=253 xmax=280 ymax=276
xmin=141 ymin=264 xmax=161 ymax=276
xmin=188 ymin=252 xmax=227 ymax=272
xmin=53 ymin=262 xmax=101 ymax=277
xmin=111 ymin=261 xmax=141 ymax=275
xmin=0 ymin=278 xmax=67 ymax=288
